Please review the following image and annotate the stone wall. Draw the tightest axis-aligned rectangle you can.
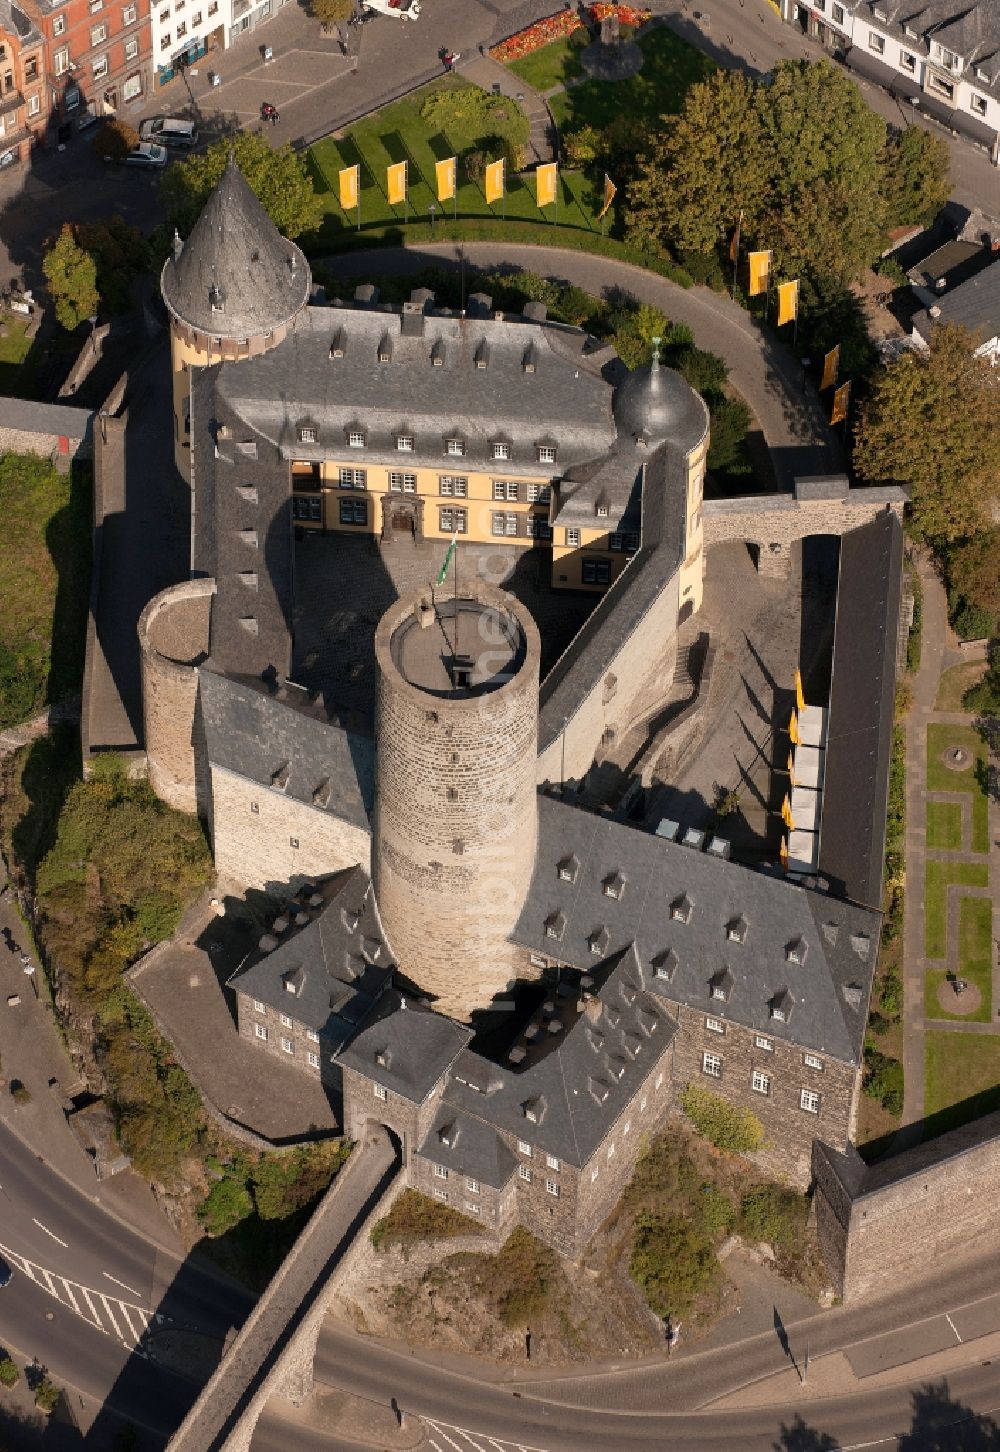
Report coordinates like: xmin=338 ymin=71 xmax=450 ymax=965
xmin=409 ymin=1152 xmax=513 ymax=1235
xmin=670 ymin=1004 xmax=857 ymax=1189
xmin=236 ymin=990 xmax=331 ymax=1085
xmin=341 ymin=1063 xmax=448 ymax=1167
xmin=813 ymin=1111 xmax=1000 ymax=1304
xmin=138 ymin=580 xmax=215 ymax=814
xmin=703 ymin=486 xmax=905 ymax=579
xmin=210 ymin=763 xmax=371 ymax=893
xmin=373 ymin=584 xmax=541 ymax=1022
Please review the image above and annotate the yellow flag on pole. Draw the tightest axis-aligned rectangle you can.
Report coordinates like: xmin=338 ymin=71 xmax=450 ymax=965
xmin=597 ymin=173 xmax=617 ymax=220
xmin=387 ymin=160 xmax=408 ymax=207
xmin=794 ymin=667 xmax=805 ymax=712
xmin=435 ymin=156 xmax=456 ymax=203
xmin=535 ymin=162 xmax=557 ymax=208
xmin=820 ymin=343 xmax=840 ymax=392
xmin=830 ymin=380 xmax=852 ymax=426
xmin=781 ymin=795 xmax=795 ymax=831
xmin=338 ymin=164 xmax=359 ymax=212
xmin=779 ymin=836 xmax=789 ymax=871
xmin=789 ymin=709 xmax=800 ymax=746
xmin=484 ymin=158 xmax=505 ymax=205
xmin=777 ymin=279 xmax=799 ymax=326
xmin=787 ymin=749 xmax=796 ymax=783
xmin=748 ymin=249 xmax=771 ymax=297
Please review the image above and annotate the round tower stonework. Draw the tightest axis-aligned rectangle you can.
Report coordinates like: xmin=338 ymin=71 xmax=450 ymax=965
xmin=373 ymin=582 xmax=540 ymax=1023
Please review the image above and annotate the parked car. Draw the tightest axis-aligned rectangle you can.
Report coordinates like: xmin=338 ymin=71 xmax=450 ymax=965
xmin=0 ymin=1256 xmax=12 ymax=1288
xmin=123 ymin=142 xmax=168 ymax=168
xmin=140 ymin=116 xmax=199 ymax=149
xmin=362 ymin=0 xmax=420 ymax=19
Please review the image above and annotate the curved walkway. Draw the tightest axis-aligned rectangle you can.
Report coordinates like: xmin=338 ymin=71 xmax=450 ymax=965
xmin=319 ymin=241 xmax=844 ymax=491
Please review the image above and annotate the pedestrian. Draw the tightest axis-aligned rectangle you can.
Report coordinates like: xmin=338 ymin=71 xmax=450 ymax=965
xmin=442 ymin=48 xmax=454 ymax=71
xmin=271 ymin=106 xmax=280 ymax=125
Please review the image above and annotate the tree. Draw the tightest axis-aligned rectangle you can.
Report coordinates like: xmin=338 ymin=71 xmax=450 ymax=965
xmin=946 ymin=531 xmax=1000 ymax=616
xmin=92 ymin=118 xmax=139 ymax=162
xmin=42 ymin=225 xmax=99 ymax=331
xmin=853 ymin=323 xmax=1000 ymax=541
xmin=310 ymin=0 xmax=352 ymax=23
xmin=881 ymin=125 xmax=950 ymax=228
xmin=74 ymin=216 xmax=148 ymax=315
xmin=162 ymin=130 xmax=323 ymax=239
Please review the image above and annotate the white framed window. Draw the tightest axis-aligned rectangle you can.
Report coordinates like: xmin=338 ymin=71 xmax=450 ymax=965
xmin=517 ymin=1140 xmax=531 ymax=1156
xmin=465 ymin=1200 xmax=481 ymax=1215
xmin=160 ymin=33 xmax=170 ymax=46
xmin=868 ymin=31 xmax=885 ymax=52
xmin=492 ymin=441 xmax=510 ymax=461
xmin=537 ymin=445 xmax=556 ymax=464
xmin=655 ymin=1073 xmax=664 ymax=1090
xmin=159 ymin=6 xmax=168 ymax=17
xmin=253 ymin=999 xmax=265 ymax=1014
xmin=280 ymin=1036 xmax=293 ymax=1055
xmin=832 ymin=1 xmax=844 ymax=19
xmin=433 ymin=1188 xmax=449 ymax=1202
xmin=254 ymin=1023 xmax=267 ymax=1041
xmin=89 ymin=0 xmax=102 ymax=10
xmin=289 ymin=836 xmax=299 ymax=850
xmin=439 ymin=507 xmax=467 ymax=534
xmin=545 ymin=1154 xmax=560 ymax=1171
xmin=124 ymin=36 xmax=138 ymax=58
xmin=348 ymin=430 xmax=365 ymax=448
xmin=530 ymin=953 xmax=546 ymax=969
xmin=526 ymin=483 xmax=551 ymax=503
xmin=439 ymin=475 xmax=467 ymax=496
xmin=752 ymin=1070 xmax=771 ymax=1095
xmin=756 ymin=1034 xmax=773 ymax=1052
xmin=466 ymin=1177 xmax=480 ymax=1193
xmin=623 ymin=1120 xmax=631 ymax=1137
xmin=389 ymin=471 xmax=416 ymax=492
xmin=53 ymin=13 xmax=66 ymax=33
xmin=804 ymin=1053 xmax=824 ymax=1070
xmin=307 ymin=1052 xmax=319 ymax=1068
xmin=800 ymin=1088 xmax=821 ymax=1114
xmin=591 ymin=1165 xmax=599 ymax=1182
xmin=518 ymin=1164 xmax=532 ymax=1182
xmin=298 ymin=426 xmax=316 ymax=444
xmin=492 ymin=479 xmax=518 ymax=501
xmin=505 ymin=513 xmax=518 ymax=537
xmin=706 ymin=1016 xmax=725 ymax=1034
xmin=607 ymin=1141 xmax=616 ymax=1160
xmin=446 ymin=438 xmax=465 ymax=457
xmin=566 ymin=527 xmax=581 ymax=547
xmin=971 ymin=92 xmax=988 ymax=116
xmin=123 ymin=1 xmax=137 ymax=18
xmin=54 ymin=45 xmax=69 ymax=73
xmin=395 ymin=435 xmax=414 ymax=453
xmin=339 ymin=467 xmax=366 ymax=488
xmin=306 ymin=1029 xmax=319 ymax=1043
xmin=374 ymin=1083 xmax=387 ymax=1102
xmin=250 ymin=801 xmax=259 ymax=814
xmin=900 ymin=49 xmax=917 ymax=71
xmin=280 ymin=1013 xmax=292 ymax=1027
xmin=545 ymin=1179 xmax=560 ymax=1197
xmin=433 ymin=1163 xmax=449 ymax=1180
xmin=91 ymin=21 xmax=107 ymax=42
xmin=640 ymin=1095 xmax=647 ymax=1111
xmin=702 ymin=1051 xmax=723 ymax=1079
xmin=27 ymin=91 xmax=40 ymax=116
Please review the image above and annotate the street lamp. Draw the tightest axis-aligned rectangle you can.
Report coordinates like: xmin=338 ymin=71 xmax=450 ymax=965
xmin=429 ymin=201 xmax=437 ymax=236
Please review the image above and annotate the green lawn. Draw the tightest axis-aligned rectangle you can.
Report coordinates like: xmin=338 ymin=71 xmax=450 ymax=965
xmin=508 ymin=37 xmax=582 ymax=93
xmin=306 ymin=78 xmax=607 ymax=248
xmin=925 ymin=895 xmax=993 ymax=1023
xmin=925 ymin=722 xmax=990 ymax=851
xmin=935 ymin=661 xmax=987 ymax=713
xmin=549 ymin=28 xmax=715 ymax=133
xmin=926 ymin=798 xmax=964 ymax=851
xmin=925 ymin=1031 xmax=1000 ymax=1136
xmin=0 ymin=318 xmax=38 ymax=398
xmin=924 ymin=859 xmax=989 ymax=958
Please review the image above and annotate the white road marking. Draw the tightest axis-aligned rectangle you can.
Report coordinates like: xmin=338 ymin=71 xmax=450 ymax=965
xmin=0 ymin=1238 xmax=164 ymax=1351
xmin=422 ymin=1422 xmax=550 ymax=1452
xmin=60 ymin=1279 xmax=81 ymax=1315
xmin=103 ymin=1271 xmax=142 ymax=1297
xmin=118 ymin=1301 xmax=142 ymax=1342
xmin=31 ymin=1218 xmax=68 ymax=1248
xmin=40 ymin=1267 xmax=57 ymax=1295
xmin=99 ymin=1294 xmax=123 ymax=1339
xmin=81 ymin=1286 xmax=103 ymax=1326
xmin=945 ymin=1310 xmax=963 ymax=1343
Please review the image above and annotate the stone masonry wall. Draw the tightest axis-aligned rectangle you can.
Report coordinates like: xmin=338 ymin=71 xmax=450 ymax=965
xmin=236 ymin=991 xmax=331 ymax=1085
xmin=670 ymin=1004 xmax=857 ymax=1189
xmin=211 ymin=764 xmax=371 ymax=893
xmin=703 ymin=490 xmax=905 ymax=577
xmin=341 ymin=1063 xmax=448 ymax=1166
xmin=138 ymin=581 xmax=214 ymax=814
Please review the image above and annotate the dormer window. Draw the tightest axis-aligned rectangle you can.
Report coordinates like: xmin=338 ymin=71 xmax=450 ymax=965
xmin=348 ymin=429 xmax=366 ymax=449
xmin=545 ymin=910 xmax=566 ymax=941
xmin=596 ymin=504 xmax=609 ymax=518
xmin=785 ymin=936 xmax=808 ymax=965
xmin=395 ymin=434 xmax=414 ymax=453
xmin=330 ymin=328 xmax=345 ymax=358
xmin=709 ymin=967 xmax=733 ymax=1002
xmin=587 ymin=1076 xmax=610 ymax=1105
xmin=492 ymin=441 xmax=510 ymax=461
xmin=298 ymin=425 xmax=316 ymax=444
xmin=671 ymin=894 xmax=693 ymax=924
xmin=537 ymin=444 xmax=557 ymax=464
xmin=431 ymin=339 xmax=446 ymax=367
xmin=523 ymin=1096 xmax=545 ymax=1123
xmin=375 ymin=1047 xmax=391 ymax=1068
xmin=270 ymin=761 xmax=290 ymax=790
xmin=474 ymin=340 xmax=489 ymax=370
xmin=652 ymin=948 xmax=678 ymax=981
xmin=439 ymin=1121 xmax=458 ymax=1147
xmin=209 ymin=283 xmax=225 ymax=313
xmin=588 ymin=926 xmax=610 ymax=957
xmin=557 ymin=854 xmax=578 ymax=883
xmin=770 ymin=988 xmax=793 ymax=1023
xmin=522 ymin=344 xmax=537 ymax=374
xmin=727 ymin=915 xmax=748 ymax=944
xmin=378 ymin=335 xmax=392 ymax=363
xmin=603 ymin=871 xmax=625 ymax=900
xmin=446 ymin=437 xmax=465 ymax=457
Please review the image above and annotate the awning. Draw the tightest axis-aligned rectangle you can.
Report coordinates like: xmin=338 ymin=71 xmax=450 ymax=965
xmin=844 ymin=45 xmax=922 ymax=101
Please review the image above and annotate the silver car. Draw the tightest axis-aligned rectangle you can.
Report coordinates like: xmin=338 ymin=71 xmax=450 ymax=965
xmin=124 ymin=142 xmax=168 ymax=168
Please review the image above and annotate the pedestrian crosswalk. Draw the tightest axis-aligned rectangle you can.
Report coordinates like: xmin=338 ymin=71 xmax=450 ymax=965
xmin=0 ymin=1238 xmax=167 ymax=1356
xmin=422 ymin=1418 xmax=549 ymax=1452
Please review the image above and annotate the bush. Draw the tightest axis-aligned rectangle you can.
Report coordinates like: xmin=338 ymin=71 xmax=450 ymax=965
xmin=875 ymin=256 xmax=907 ymax=288
xmin=93 ymin=119 xmax=139 ymax=163
xmin=197 ymin=1172 xmax=254 ymax=1237
xmin=737 ymin=1185 xmax=807 ymax=1247
xmin=671 ymin=343 xmax=729 ymax=396
xmin=10 ymin=1080 xmax=31 ymax=1105
xmin=906 ymin=571 xmax=923 ymax=674
xmin=469 ymin=1227 xmax=560 ymax=1326
xmin=0 ymin=1356 xmax=19 ymax=1386
xmin=34 ymin=1374 xmax=60 ymax=1413
xmin=563 ymin=124 xmax=603 ymax=169
xmin=568 ymin=24 xmax=589 ymax=46
xmin=880 ymin=965 xmax=903 ymax=1021
xmin=681 ymin=1084 xmax=765 ymax=1154
xmin=677 ymin=247 xmax=727 ymax=291
xmin=371 ymin=1188 xmax=483 ymax=1250
xmin=629 ymin=1211 xmax=719 ymax=1317
xmin=950 ymin=598 xmax=995 ymax=643
xmin=863 ymin=1040 xmax=904 ymax=1115
xmin=697 ymin=1183 xmax=734 ymax=1237
xmin=707 ymin=395 xmax=751 ymax=473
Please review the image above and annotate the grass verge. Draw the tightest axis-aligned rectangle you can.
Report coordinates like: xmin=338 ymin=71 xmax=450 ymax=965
xmin=935 ymin=660 xmax=987 ymax=713
xmin=925 ymin=1031 xmax=1000 ymax=1136
xmin=925 ymin=722 xmax=990 ymax=851
xmin=926 ymin=798 xmax=963 ymax=851
xmin=507 ymin=37 xmax=582 ymax=92
xmin=923 ymin=859 xmax=989 ymax=958
xmin=548 ymin=28 xmax=715 ymax=132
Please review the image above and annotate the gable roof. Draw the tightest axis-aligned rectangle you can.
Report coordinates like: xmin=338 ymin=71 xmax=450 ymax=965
xmin=912 ymin=255 xmax=1000 ymax=345
xmin=416 ymin=1106 xmax=519 ymax=1189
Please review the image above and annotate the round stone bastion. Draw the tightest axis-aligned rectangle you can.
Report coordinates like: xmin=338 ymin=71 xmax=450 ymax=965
xmin=138 ymin=578 xmax=215 ymax=815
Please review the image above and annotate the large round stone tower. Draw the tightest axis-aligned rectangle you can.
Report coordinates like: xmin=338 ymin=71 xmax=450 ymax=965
xmin=160 ymin=157 xmax=312 ymax=480
xmin=373 ymin=581 xmax=541 ymax=1023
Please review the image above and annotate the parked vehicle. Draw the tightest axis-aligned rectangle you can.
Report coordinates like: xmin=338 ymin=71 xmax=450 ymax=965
xmin=0 ymin=1257 xmax=12 ymax=1288
xmin=362 ymin=0 xmax=420 ymax=20
xmin=123 ymin=142 xmax=168 ymax=168
xmin=140 ymin=116 xmax=199 ymax=149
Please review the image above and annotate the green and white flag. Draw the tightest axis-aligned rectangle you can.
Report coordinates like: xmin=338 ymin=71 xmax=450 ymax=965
xmin=436 ymin=533 xmax=458 ymax=586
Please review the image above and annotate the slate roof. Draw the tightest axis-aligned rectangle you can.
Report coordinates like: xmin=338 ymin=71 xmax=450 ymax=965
xmin=0 ymin=396 xmax=93 ymax=441
xmin=416 ymin=1105 xmax=519 ymax=1189
xmin=211 ymin=303 xmax=616 ymax=478
xmin=337 ymin=989 xmax=472 ymax=1103
xmin=818 ymin=511 xmax=903 ymax=910
xmin=199 ymin=667 xmax=374 ymax=830
xmin=513 ymin=795 xmax=880 ymax=1065
xmin=0 ymin=0 xmax=39 ymax=41
xmin=161 ymin=159 xmax=311 ymax=341
xmin=912 ymin=254 xmax=1000 ymax=345
xmin=845 ymin=0 xmax=1000 ymax=96
xmin=228 ymin=867 xmax=393 ymax=1046
xmin=439 ymin=946 xmax=675 ymax=1168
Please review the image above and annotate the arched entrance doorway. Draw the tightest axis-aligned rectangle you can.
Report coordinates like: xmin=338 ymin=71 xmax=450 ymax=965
xmin=381 ymin=494 xmax=423 ymax=542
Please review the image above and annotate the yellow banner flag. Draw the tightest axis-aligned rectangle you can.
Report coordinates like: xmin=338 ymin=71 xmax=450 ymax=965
xmin=777 ymin=279 xmax=799 ymax=327
xmin=535 ymin=162 xmax=557 ymax=209
xmin=748 ymin=249 xmax=771 ymax=297
xmin=830 ymin=380 xmax=852 ymax=426
xmin=779 ymin=836 xmax=789 ymax=871
xmin=794 ymin=667 xmax=805 ymax=712
xmin=787 ymin=749 xmax=796 ymax=783
xmin=789 ymin=708 xmax=800 ymax=746
xmin=435 ymin=156 xmax=456 ymax=203
xmin=820 ymin=343 xmax=841 ymax=392
xmin=597 ymin=173 xmax=617 ymax=220
xmin=338 ymin=164 xmax=359 ymax=212
xmin=387 ymin=160 xmax=407 ymax=207
xmin=781 ymin=794 xmax=793 ymax=829
xmin=484 ymin=157 xmax=505 ymax=205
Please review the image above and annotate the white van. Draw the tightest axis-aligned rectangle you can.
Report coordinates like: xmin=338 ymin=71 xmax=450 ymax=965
xmin=140 ymin=116 xmax=199 ymax=149
xmin=362 ymin=0 xmax=420 ymax=19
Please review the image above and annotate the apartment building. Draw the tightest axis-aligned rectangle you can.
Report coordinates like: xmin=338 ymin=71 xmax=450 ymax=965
xmin=0 ymin=0 xmax=48 ymax=167
xmin=25 ymin=0 xmax=150 ymax=131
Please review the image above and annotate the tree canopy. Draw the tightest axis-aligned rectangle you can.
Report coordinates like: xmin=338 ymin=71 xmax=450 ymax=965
xmin=853 ymin=323 xmax=1000 ymax=542
xmin=42 ymin=225 xmax=100 ymax=330
xmin=161 ymin=130 xmax=324 ymax=239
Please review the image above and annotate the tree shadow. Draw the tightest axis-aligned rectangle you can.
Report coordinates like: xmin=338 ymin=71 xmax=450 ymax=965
xmin=44 ymin=462 xmax=93 ymax=710
xmin=899 ymin=1380 xmax=1000 ymax=1449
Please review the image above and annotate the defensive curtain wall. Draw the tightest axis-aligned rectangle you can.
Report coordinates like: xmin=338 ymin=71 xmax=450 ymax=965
xmin=813 ymin=1110 xmax=1000 ymax=1305
xmin=166 ymin=1125 xmax=399 ymax=1452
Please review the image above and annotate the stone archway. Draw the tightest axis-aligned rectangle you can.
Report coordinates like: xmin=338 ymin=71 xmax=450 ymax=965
xmin=380 ymin=494 xmax=423 ymax=542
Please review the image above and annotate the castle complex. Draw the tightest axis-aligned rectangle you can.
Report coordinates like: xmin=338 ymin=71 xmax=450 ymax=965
xmin=139 ymin=160 xmax=906 ymax=1257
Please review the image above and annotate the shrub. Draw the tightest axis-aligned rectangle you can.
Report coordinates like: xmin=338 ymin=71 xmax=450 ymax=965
xmin=880 ymin=965 xmax=903 ymax=1021
xmin=197 ymin=1172 xmax=254 ymax=1237
xmin=671 ymin=343 xmax=729 ymax=396
xmin=464 ymin=149 xmax=486 ymax=183
xmin=906 ymin=571 xmax=923 ymax=674
xmin=563 ymin=124 xmax=603 ymax=169
xmin=677 ymin=247 xmax=727 ymax=292
xmin=875 ymin=256 xmax=907 ymax=288
xmin=737 ymin=1185 xmax=807 ymax=1247
xmin=707 ymin=395 xmax=751 ymax=473
xmin=629 ymin=1211 xmax=719 ymax=1317
xmin=10 ymin=1080 xmax=31 ymax=1105
xmin=0 ymin=1357 xmax=19 ymax=1386
xmin=863 ymin=1040 xmax=904 ymax=1116
xmin=618 ymin=21 xmax=634 ymax=39
xmin=34 ymin=1374 xmax=61 ymax=1413
xmin=950 ymin=598 xmax=995 ymax=643
xmin=681 ymin=1084 xmax=765 ymax=1153
xmin=371 ymin=1188 xmax=483 ymax=1250
xmin=697 ymin=1183 xmax=734 ymax=1237
xmin=93 ymin=119 xmax=139 ymax=163
xmin=568 ymin=24 xmax=590 ymax=46
xmin=251 ymin=1140 xmax=350 ymax=1220
xmin=469 ymin=1227 xmax=560 ymax=1326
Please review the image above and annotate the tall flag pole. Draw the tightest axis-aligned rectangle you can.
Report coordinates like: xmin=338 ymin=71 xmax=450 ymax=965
xmin=436 ymin=532 xmax=459 ymax=664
